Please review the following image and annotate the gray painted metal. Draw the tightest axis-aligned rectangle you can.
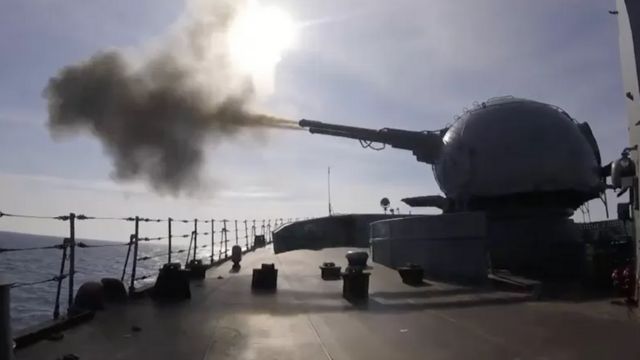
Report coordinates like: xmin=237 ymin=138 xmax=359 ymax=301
xmin=272 ymin=214 xmax=402 ymax=254
xmin=370 ymin=213 xmax=487 ymax=282
xmin=434 ymin=97 xmax=601 ymax=199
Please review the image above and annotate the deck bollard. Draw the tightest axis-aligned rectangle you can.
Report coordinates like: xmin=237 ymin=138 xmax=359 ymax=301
xmin=341 ymin=269 xmax=370 ymax=302
xmin=251 ymin=264 xmax=278 ymax=291
xmin=0 ymin=276 xmax=15 ymax=360
xmin=320 ymin=262 xmax=342 ymax=280
xmin=153 ymin=263 xmax=191 ymax=300
xmin=187 ymin=259 xmax=207 ymax=279
xmin=397 ymin=263 xmax=424 ymax=285
xmin=231 ymin=245 xmax=242 ymax=267
xmin=253 ymin=235 xmax=266 ymax=248
xmin=345 ymin=251 xmax=369 ymax=270
xmin=342 ymin=251 xmax=371 ymax=302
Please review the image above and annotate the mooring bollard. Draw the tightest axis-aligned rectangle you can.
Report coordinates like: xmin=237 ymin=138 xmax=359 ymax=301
xmin=253 ymin=235 xmax=266 ymax=248
xmin=153 ymin=263 xmax=191 ymax=300
xmin=320 ymin=262 xmax=342 ymax=280
xmin=231 ymin=245 xmax=242 ymax=267
xmin=341 ymin=269 xmax=371 ymax=302
xmin=397 ymin=263 xmax=424 ymax=286
xmin=0 ymin=276 xmax=15 ymax=360
xmin=251 ymin=263 xmax=278 ymax=291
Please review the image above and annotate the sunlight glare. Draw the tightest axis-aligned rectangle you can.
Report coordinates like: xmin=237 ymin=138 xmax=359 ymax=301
xmin=228 ymin=2 xmax=295 ymax=93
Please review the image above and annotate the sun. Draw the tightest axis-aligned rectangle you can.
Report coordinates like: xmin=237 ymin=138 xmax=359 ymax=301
xmin=228 ymin=1 xmax=296 ymax=93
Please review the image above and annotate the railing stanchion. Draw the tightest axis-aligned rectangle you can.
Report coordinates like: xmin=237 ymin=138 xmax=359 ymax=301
xmin=0 ymin=276 xmax=14 ymax=360
xmin=185 ymin=232 xmax=194 ymax=267
xmin=67 ymin=212 xmax=76 ymax=312
xmin=244 ymin=220 xmax=249 ymax=250
xmin=252 ymin=220 xmax=256 ymax=247
xmin=223 ymin=219 xmax=229 ymax=259
xmin=218 ymin=221 xmax=224 ymax=260
xmin=267 ymin=219 xmax=272 ymax=244
xmin=53 ymin=240 xmax=68 ymax=319
xmin=168 ymin=217 xmax=172 ymax=264
xmin=129 ymin=216 xmax=140 ymax=295
xmin=193 ymin=219 xmax=198 ymax=262
xmin=211 ymin=219 xmax=216 ymax=265
xmin=234 ymin=220 xmax=239 ymax=245
xmin=121 ymin=234 xmax=134 ymax=282
xmin=261 ymin=220 xmax=266 ymax=236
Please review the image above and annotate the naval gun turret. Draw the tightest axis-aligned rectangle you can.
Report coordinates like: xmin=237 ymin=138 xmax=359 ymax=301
xmin=299 ymin=97 xmax=609 ymax=277
xmin=301 ymin=97 xmax=605 ymax=214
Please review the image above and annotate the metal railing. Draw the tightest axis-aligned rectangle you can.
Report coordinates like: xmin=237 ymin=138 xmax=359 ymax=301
xmin=0 ymin=210 xmax=299 ymax=324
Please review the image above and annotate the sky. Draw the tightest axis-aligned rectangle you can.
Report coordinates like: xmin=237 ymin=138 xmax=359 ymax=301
xmin=0 ymin=0 xmax=631 ymax=241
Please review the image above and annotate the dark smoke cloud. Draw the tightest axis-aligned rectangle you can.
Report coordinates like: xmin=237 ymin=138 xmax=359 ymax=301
xmin=43 ymin=1 xmax=298 ymax=195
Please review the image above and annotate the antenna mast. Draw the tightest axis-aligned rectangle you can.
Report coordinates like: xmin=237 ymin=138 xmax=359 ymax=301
xmin=328 ymin=166 xmax=333 ymax=216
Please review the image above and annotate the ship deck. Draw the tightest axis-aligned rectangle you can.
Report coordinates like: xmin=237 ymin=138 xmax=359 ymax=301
xmin=15 ymin=246 xmax=640 ymax=360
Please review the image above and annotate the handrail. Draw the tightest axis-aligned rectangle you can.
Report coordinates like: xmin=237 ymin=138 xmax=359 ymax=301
xmin=0 ymin=208 xmax=306 ymax=327
xmin=11 ymin=275 xmax=67 ymax=289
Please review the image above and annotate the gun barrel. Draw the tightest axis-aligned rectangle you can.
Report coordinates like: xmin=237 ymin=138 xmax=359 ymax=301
xmin=298 ymin=119 xmax=323 ymax=128
xmin=300 ymin=119 xmax=382 ymax=139
xmin=299 ymin=119 xmax=444 ymax=164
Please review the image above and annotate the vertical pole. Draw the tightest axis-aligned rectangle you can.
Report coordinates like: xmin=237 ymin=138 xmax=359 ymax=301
xmin=168 ymin=217 xmax=173 ymax=264
xmin=252 ymin=219 xmax=256 ymax=236
xmin=185 ymin=232 xmax=193 ymax=267
xmin=223 ymin=219 xmax=229 ymax=258
xmin=267 ymin=220 xmax=272 ymax=243
xmin=53 ymin=243 xmax=67 ymax=319
xmin=328 ymin=166 xmax=333 ymax=216
xmin=129 ymin=216 xmax=140 ymax=295
xmin=252 ymin=220 xmax=256 ymax=248
xmin=261 ymin=220 xmax=266 ymax=235
xmin=244 ymin=220 xmax=249 ymax=250
xmin=234 ymin=220 xmax=239 ymax=245
xmin=67 ymin=213 xmax=76 ymax=312
xmin=121 ymin=234 xmax=134 ymax=282
xmin=211 ymin=219 xmax=216 ymax=265
xmin=193 ymin=219 xmax=198 ymax=262
xmin=218 ymin=223 xmax=224 ymax=259
xmin=0 ymin=276 xmax=14 ymax=360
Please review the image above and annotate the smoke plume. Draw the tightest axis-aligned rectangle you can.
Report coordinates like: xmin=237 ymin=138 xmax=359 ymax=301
xmin=43 ymin=0 xmax=298 ymax=194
